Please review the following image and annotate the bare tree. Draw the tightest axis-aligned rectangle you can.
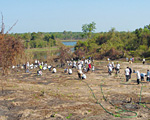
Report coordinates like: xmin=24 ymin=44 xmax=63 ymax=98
xmin=0 ymin=13 xmax=4 ymax=34
xmin=0 ymin=14 xmax=24 ymax=93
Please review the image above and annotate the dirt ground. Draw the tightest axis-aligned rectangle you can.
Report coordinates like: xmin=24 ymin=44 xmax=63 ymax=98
xmin=0 ymin=61 xmax=150 ymax=120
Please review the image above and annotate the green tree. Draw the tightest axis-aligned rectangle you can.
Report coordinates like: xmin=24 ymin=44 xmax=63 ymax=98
xmin=82 ymin=22 xmax=96 ymax=38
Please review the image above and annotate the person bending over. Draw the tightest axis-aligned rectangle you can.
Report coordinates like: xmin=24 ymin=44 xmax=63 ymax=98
xmin=52 ymin=67 xmax=57 ymax=73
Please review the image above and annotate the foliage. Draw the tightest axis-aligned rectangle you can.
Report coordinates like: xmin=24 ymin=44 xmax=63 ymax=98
xmin=13 ymin=32 xmax=86 ymax=49
xmin=82 ymin=22 xmax=96 ymax=38
xmin=4 ymin=21 xmax=150 ymax=60
xmin=75 ymin=24 xmax=150 ymax=59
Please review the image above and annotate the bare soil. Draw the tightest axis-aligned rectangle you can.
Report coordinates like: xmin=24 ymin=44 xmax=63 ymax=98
xmin=0 ymin=61 xmax=150 ymax=120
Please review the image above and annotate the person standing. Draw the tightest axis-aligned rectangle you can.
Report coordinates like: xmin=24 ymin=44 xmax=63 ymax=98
xmin=112 ymin=62 xmax=115 ymax=71
xmin=125 ymin=67 xmax=130 ymax=82
xmin=146 ymin=70 xmax=150 ymax=82
xmin=72 ymin=61 xmax=76 ymax=68
xmin=136 ymin=71 xmax=141 ymax=85
xmin=78 ymin=63 xmax=82 ymax=70
xmin=92 ymin=65 xmax=95 ymax=72
xmin=107 ymin=58 xmax=110 ymax=63
xmin=87 ymin=63 xmax=91 ymax=72
xmin=142 ymin=58 xmax=145 ymax=64
xmin=115 ymin=62 xmax=120 ymax=74
xmin=129 ymin=67 xmax=132 ymax=79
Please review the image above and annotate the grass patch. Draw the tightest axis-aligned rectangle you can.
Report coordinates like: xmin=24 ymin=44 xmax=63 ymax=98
xmin=25 ymin=47 xmax=58 ymax=53
xmin=66 ymin=113 xmax=72 ymax=119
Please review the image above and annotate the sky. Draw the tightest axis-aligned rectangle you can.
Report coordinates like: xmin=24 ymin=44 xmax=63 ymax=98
xmin=0 ymin=0 xmax=150 ymax=33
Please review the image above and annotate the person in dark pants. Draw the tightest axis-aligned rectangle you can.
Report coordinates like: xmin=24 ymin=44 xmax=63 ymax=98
xmin=129 ymin=67 xmax=132 ymax=79
xmin=142 ymin=58 xmax=145 ymax=64
xmin=146 ymin=70 xmax=150 ymax=82
xmin=140 ymin=73 xmax=146 ymax=81
xmin=77 ymin=70 xmax=82 ymax=79
xmin=125 ymin=67 xmax=130 ymax=82
xmin=136 ymin=71 xmax=140 ymax=85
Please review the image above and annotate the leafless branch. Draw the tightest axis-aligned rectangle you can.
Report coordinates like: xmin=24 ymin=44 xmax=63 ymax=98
xmin=6 ymin=20 xmax=18 ymax=34
xmin=0 ymin=13 xmax=5 ymax=34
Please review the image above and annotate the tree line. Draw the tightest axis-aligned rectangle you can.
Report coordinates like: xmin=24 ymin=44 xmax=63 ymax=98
xmin=11 ymin=31 xmax=91 ymax=49
xmin=74 ymin=24 xmax=150 ymax=60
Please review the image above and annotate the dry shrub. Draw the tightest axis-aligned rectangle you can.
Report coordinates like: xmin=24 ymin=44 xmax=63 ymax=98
xmin=103 ymin=47 xmax=123 ymax=60
xmin=73 ymin=48 xmax=85 ymax=60
xmin=56 ymin=39 xmax=72 ymax=67
xmin=0 ymin=34 xmax=24 ymax=75
xmin=0 ymin=14 xmax=25 ymax=75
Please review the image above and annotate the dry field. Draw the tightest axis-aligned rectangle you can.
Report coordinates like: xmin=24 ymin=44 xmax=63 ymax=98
xmin=0 ymin=61 xmax=150 ymax=120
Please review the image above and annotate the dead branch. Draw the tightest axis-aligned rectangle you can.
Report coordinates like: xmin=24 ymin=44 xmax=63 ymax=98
xmin=6 ymin=20 xmax=18 ymax=34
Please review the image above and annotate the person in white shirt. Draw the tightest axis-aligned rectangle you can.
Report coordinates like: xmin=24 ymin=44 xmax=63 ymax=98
xmin=72 ymin=61 xmax=76 ymax=68
xmin=52 ymin=67 xmax=57 ymax=73
xmin=81 ymin=60 xmax=84 ymax=67
xmin=78 ymin=63 xmax=82 ymax=70
xmin=82 ymin=74 xmax=86 ymax=79
xmin=83 ymin=66 xmax=87 ymax=73
xmin=37 ymin=70 xmax=42 ymax=76
xmin=112 ymin=62 xmax=114 ymax=70
xmin=125 ymin=67 xmax=130 ymax=82
xmin=142 ymin=58 xmax=145 ymax=64
xmin=107 ymin=58 xmax=110 ymax=62
xmin=48 ymin=65 xmax=52 ymax=71
xmin=85 ymin=59 xmax=88 ymax=64
xmin=107 ymin=63 xmax=112 ymax=75
xmin=115 ymin=62 xmax=120 ymax=74
xmin=68 ymin=68 xmax=72 ymax=75
xmin=43 ymin=66 xmax=47 ymax=70
xmin=35 ymin=60 xmax=38 ymax=64
xmin=92 ymin=65 xmax=95 ymax=72
xmin=136 ymin=71 xmax=140 ymax=84
xmin=27 ymin=62 xmax=30 ymax=69
xmin=108 ymin=66 xmax=112 ymax=75
xmin=146 ymin=70 xmax=150 ymax=82
xmin=69 ymin=61 xmax=72 ymax=66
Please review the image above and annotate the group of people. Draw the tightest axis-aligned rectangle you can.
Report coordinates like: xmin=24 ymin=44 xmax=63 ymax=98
xmin=125 ymin=66 xmax=150 ymax=85
xmin=37 ymin=64 xmax=57 ymax=76
xmin=124 ymin=67 xmax=133 ymax=82
xmin=65 ymin=58 xmax=95 ymax=79
xmin=107 ymin=58 xmax=149 ymax=85
xmin=13 ymin=57 xmax=149 ymax=84
xmin=22 ymin=60 xmax=57 ymax=76
xmin=22 ymin=58 xmax=95 ymax=79
xmin=107 ymin=62 xmax=120 ymax=75
xmin=126 ymin=57 xmax=135 ymax=64
xmin=134 ymin=69 xmax=150 ymax=84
